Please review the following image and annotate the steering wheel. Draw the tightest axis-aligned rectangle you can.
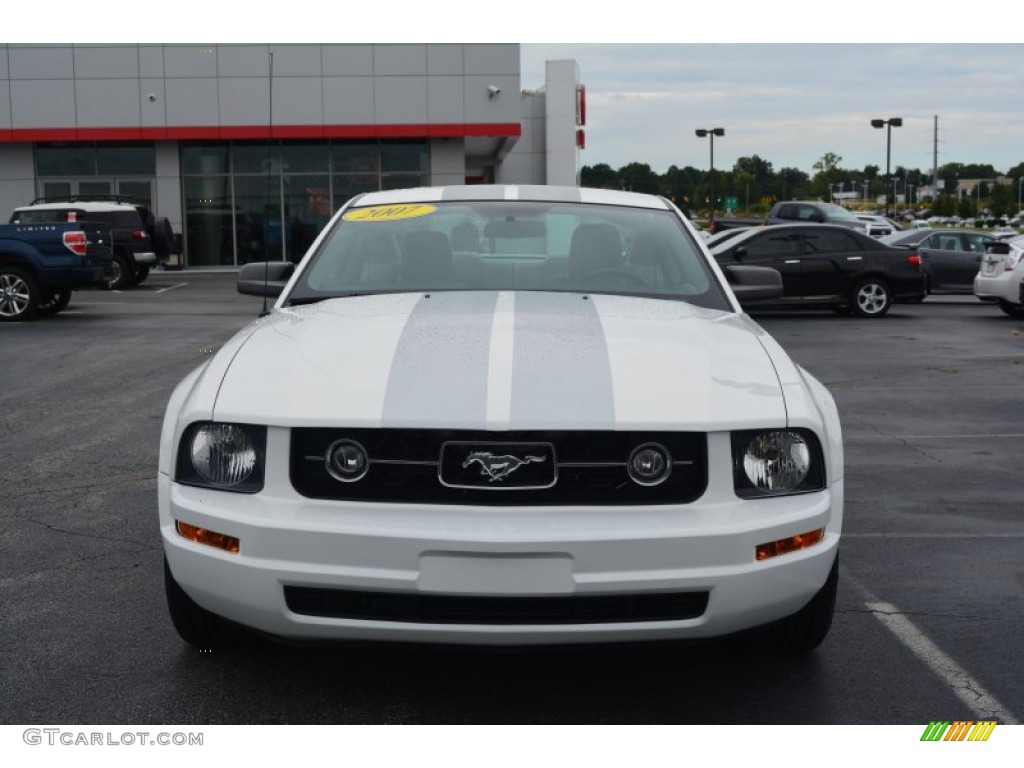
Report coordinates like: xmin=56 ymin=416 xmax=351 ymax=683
xmin=579 ymin=268 xmax=650 ymax=289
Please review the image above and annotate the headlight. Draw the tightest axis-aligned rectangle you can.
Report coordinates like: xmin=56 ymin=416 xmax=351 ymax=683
xmin=175 ymin=422 xmax=266 ymax=493
xmin=731 ymin=429 xmax=825 ymax=498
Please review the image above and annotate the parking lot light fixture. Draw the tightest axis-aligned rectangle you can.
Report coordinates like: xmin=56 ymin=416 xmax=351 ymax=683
xmin=696 ymin=127 xmax=725 ymax=222
xmin=871 ymin=118 xmax=902 ymax=215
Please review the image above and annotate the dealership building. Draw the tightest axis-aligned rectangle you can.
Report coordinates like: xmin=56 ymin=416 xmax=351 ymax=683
xmin=0 ymin=44 xmax=583 ymax=267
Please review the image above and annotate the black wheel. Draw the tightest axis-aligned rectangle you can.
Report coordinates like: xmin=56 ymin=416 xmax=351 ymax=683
xmin=150 ymin=217 xmax=174 ymax=261
xmin=998 ymin=300 xmax=1024 ymax=317
xmin=758 ymin=554 xmax=839 ymax=654
xmin=164 ymin=556 xmax=250 ymax=649
xmin=850 ymin=278 xmax=892 ymax=318
xmin=105 ymin=251 xmax=134 ymax=290
xmin=0 ymin=267 xmax=40 ymax=322
xmin=36 ymin=286 xmax=72 ymax=316
xmin=131 ymin=265 xmax=151 ymax=285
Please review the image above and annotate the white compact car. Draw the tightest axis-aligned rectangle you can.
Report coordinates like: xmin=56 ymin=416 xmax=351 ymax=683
xmin=975 ymin=235 xmax=1024 ymax=316
xmin=159 ymin=185 xmax=843 ymax=653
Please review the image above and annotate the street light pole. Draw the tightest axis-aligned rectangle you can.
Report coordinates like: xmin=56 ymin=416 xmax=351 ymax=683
xmin=871 ymin=117 xmax=902 ymax=215
xmin=696 ymin=127 xmax=725 ymax=222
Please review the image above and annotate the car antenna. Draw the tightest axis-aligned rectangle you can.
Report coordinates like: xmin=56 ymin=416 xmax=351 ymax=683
xmin=260 ymin=50 xmax=274 ymax=318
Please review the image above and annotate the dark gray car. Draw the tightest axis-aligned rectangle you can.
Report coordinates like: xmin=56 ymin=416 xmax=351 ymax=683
xmin=881 ymin=229 xmax=994 ymax=295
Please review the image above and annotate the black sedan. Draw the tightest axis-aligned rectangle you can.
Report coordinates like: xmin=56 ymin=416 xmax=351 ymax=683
xmin=709 ymin=223 xmax=926 ymax=317
xmin=880 ymin=229 xmax=995 ymax=295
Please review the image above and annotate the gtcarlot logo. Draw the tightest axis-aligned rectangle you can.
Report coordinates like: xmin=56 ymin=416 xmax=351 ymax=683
xmin=23 ymin=728 xmax=203 ymax=747
xmin=920 ymin=721 xmax=997 ymax=742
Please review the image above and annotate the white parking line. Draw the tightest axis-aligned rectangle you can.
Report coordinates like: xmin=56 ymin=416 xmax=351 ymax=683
xmin=156 ymin=283 xmax=189 ymax=294
xmin=841 ymin=567 xmax=1019 ymax=724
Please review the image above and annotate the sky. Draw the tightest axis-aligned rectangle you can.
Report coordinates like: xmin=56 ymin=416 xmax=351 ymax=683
xmin=16 ymin=1 xmax=1023 ymax=180
xmin=520 ymin=43 xmax=1024 ymax=178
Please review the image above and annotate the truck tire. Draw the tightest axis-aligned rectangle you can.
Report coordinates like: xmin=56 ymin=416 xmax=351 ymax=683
xmin=151 ymin=217 xmax=174 ymax=260
xmin=0 ymin=266 xmax=40 ymax=322
xmin=37 ymin=286 xmax=72 ymax=316
xmin=131 ymin=265 xmax=151 ymax=285
xmin=105 ymin=250 xmax=134 ymax=290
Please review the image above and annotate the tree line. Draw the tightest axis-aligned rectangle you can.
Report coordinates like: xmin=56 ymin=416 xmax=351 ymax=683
xmin=581 ymin=154 xmax=1024 ymax=218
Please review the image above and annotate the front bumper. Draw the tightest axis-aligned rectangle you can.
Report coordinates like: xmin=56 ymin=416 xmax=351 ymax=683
xmin=159 ymin=432 xmax=842 ymax=646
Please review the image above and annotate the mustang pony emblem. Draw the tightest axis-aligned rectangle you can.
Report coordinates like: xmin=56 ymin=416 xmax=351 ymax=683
xmin=462 ymin=451 xmax=547 ymax=482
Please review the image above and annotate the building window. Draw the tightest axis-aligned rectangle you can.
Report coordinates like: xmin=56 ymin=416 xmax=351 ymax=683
xmin=181 ymin=139 xmax=429 ymax=267
xmin=37 ymin=143 xmax=156 ymax=177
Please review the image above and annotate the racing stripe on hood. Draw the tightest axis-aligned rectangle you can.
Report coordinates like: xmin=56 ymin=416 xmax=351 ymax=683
xmin=382 ymin=292 xmax=498 ymax=428
xmin=509 ymin=292 xmax=616 ymax=429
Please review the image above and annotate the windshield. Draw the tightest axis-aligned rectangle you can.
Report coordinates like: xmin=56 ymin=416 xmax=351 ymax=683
xmin=288 ymin=200 xmax=732 ymax=311
xmin=818 ymin=203 xmax=859 ymax=222
xmin=880 ymin=230 xmax=928 ymax=246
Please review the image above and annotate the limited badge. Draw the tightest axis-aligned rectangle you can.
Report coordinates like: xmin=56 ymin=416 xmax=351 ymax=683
xmin=343 ymin=204 xmax=436 ymax=222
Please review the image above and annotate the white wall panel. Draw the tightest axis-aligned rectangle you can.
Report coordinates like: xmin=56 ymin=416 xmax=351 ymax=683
xmin=76 ymin=80 xmax=142 ymax=127
xmin=9 ymin=80 xmax=76 ymax=128
xmin=323 ymin=78 xmax=374 ymax=124
xmin=74 ymin=46 xmax=140 ymax=79
xmin=164 ymin=79 xmax=220 ymax=126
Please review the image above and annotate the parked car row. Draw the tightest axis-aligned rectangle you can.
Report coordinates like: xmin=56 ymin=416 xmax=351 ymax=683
xmin=708 ymin=223 xmax=925 ymax=317
xmin=1 ymin=195 xmax=179 ymax=320
xmin=975 ymin=235 xmax=1024 ymax=317
xmin=9 ymin=196 xmax=176 ymax=290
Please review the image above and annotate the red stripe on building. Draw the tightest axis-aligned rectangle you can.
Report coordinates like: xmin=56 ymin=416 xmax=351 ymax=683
xmin=1 ymin=123 xmax=522 ymax=143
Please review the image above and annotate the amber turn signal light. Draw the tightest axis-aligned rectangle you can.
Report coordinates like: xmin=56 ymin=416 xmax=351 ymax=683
xmin=755 ymin=528 xmax=825 ymax=561
xmin=176 ymin=520 xmax=240 ymax=554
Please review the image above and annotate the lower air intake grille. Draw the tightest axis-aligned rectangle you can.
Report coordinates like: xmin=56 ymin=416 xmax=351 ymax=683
xmin=284 ymin=586 xmax=709 ymax=625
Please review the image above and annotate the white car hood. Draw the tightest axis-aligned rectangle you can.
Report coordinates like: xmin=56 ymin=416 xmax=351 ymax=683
xmin=210 ymin=291 xmax=788 ymax=431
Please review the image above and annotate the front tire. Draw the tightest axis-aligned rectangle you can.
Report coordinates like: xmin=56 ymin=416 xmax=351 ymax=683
xmin=164 ymin=556 xmax=250 ymax=649
xmin=0 ymin=267 xmax=40 ymax=322
xmin=998 ymin=300 xmax=1024 ymax=318
xmin=758 ymin=554 xmax=839 ymax=654
xmin=850 ymin=278 xmax=892 ymax=318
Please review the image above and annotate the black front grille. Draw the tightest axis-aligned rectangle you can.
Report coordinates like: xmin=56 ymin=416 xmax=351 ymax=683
xmin=290 ymin=428 xmax=707 ymax=505
xmin=285 ymin=586 xmax=709 ymax=625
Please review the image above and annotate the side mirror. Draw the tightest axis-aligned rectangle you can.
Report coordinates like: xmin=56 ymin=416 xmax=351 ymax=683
xmin=723 ymin=264 xmax=784 ymax=303
xmin=237 ymin=261 xmax=294 ymax=297
xmin=732 ymin=245 xmax=748 ymax=262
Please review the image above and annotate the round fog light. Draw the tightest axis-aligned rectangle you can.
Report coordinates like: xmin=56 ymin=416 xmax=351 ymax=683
xmin=325 ymin=439 xmax=369 ymax=483
xmin=627 ymin=443 xmax=672 ymax=486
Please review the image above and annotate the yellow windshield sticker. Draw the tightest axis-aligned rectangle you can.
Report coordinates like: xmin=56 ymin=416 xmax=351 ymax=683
xmin=343 ymin=204 xmax=436 ymax=222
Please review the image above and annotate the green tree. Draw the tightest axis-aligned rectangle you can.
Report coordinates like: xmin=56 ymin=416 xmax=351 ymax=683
xmin=618 ymin=162 xmax=659 ymax=194
xmin=811 ymin=152 xmax=843 ymax=199
xmin=581 ymin=163 xmax=619 ymax=189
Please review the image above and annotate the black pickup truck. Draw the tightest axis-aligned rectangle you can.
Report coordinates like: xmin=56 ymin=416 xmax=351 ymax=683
xmin=0 ymin=222 xmax=112 ymax=321
xmin=708 ymin=201 xmax=870 ymax=235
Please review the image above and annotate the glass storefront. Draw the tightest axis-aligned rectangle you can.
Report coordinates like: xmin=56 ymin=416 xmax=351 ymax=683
xmin=35 ymin=143 xmax=157 ymax=208
xmin=32 ymin=139 xmax=430 ymax=267
xmin=183 ymin=139 xmax=429 ymax=267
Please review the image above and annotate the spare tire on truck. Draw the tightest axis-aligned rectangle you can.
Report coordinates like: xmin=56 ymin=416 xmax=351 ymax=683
xmin=151 ymin=217 xmax=174 ymax=261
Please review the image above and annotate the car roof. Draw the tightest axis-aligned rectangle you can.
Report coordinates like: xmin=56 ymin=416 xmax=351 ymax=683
xmin=350 ymin=185 xmax=674 ymax=211
xmin=16 ymin=201 xmax=141 ymax=212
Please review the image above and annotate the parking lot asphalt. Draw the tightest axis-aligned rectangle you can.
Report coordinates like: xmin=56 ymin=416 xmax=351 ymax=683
xmin=1 ymin=272 xmax=1022 ymax=725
